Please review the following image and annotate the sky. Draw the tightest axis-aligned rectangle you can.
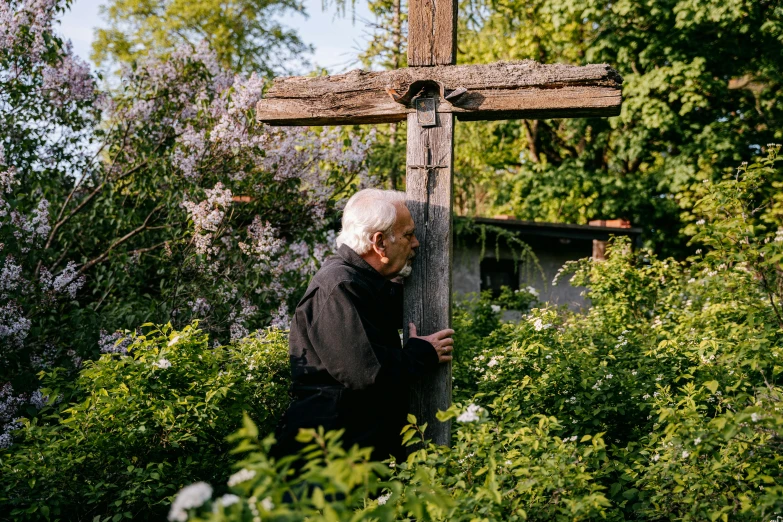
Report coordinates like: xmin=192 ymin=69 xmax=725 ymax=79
xmin=58 ymin=0 xmax=374 ymax=73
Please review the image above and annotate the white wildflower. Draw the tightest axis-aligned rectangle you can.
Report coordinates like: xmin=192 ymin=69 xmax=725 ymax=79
xmin=652 ymin=454 xmax=660 ymax=461
xmin=487 ymin=357 xmax=499 ymax=368
xmin=642 ymin=394 xmax=651 ymax=400
xmin=490 ymin=304 xmax=501 ymax=313
xmin=227 ymin=468 xmax=256 ymax=487
xmin=377 ymin=492 xmax=392 ymax=505
xmin=532 ymin=318 xmax=551 ymax=331
xmin=260 ymin=497 xmax=274 ymax=511
xmin=154 ymin=358 xmax=172 ymax=369
xmin=525 ymin=286 xmax=539 ymax=297
xmin=682 ymin=450 xmax=690 ymax=459
xmin=631 ymin=370 xmax=638 ymax=376
xmin=217 ymin=494 xmax=240 ymax=507
xmin=751 ymin=412 xmax=761 ymax=423
xmin=696 ymin=219 xmax=706 ymax=226
xmin=169 ymin=482 xmax=213 ymax=522
xmin=457 ymin=403 xmax=482 ymax=423
xmin=694 ymin=437 xmax=701 ymax=445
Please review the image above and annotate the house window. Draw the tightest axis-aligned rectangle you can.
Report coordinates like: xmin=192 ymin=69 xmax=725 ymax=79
xmin=480 ymin=258 xmax=519 ymax=297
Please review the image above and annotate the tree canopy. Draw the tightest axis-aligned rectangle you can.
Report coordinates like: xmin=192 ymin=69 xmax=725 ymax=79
xmin=91 ymin=0 xmax=312 ymax=75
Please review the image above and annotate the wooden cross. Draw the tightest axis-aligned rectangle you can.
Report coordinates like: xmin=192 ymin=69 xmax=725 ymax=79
xmin=256 ymin=0 xmax=622 ymax=446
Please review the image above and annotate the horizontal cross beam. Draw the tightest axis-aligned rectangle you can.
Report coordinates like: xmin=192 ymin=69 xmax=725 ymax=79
xmin=256 ymin=60 xmax=622 ymax=126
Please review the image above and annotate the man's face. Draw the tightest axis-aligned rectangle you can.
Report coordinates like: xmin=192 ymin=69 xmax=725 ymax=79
xmin=386 ymin=203 xmax=419 ymax=277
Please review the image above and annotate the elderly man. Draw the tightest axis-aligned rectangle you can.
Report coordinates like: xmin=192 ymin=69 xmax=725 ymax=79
xmin=273 ymin=188 xmax=454 ymax=462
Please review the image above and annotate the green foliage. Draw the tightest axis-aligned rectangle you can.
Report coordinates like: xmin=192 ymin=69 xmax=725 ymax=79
xmin=91 ymin=0 xmax=311 ymax=75
xmin=454 ymin=0 xmax=783 ymax=256
xmin=0 ymin=323 xmax=290 ymax=520
xmin=4 ymin=154 xmax=783 ymax=521
xmin=177 ymin=417 xmax=450 ymax=522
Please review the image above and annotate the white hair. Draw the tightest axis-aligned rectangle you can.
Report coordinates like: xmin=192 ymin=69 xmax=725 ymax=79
xmin=336 ymin=188 xmax=406 ymax=255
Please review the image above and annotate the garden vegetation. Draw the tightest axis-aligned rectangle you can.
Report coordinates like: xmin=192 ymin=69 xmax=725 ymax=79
xmin=1 ymin=0 xmax=782 ymax=520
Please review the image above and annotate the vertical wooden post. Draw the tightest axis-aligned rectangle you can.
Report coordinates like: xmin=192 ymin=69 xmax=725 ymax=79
xmin=407 ymin=0 xmax=458 ymax=66
xmin=403 ymin=103 xmax=454 ymax=446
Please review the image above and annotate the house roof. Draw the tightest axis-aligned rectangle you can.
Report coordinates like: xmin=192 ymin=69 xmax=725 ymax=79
xmin=457 ymin=216 xmax=643 ymax=242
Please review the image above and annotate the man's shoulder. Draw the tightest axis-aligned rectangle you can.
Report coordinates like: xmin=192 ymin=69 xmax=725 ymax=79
xmin=311 ymin=256 xmax=366 ymax=293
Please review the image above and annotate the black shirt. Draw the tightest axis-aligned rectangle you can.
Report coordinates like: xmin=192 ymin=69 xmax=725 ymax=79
xmin=273 ymin=244 xmax=438 ymax=461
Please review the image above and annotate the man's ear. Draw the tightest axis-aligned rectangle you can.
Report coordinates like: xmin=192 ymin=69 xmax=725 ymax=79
xmin=370 ymin=231 xmax=385 ymax=256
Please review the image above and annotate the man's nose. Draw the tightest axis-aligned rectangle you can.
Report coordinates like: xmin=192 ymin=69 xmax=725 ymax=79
xmin=411 ymin=235 xmax=420 ymax=249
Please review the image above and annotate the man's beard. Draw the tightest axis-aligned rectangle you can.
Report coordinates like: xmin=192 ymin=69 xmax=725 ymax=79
xmin=397 ymin=256 xmax=414 ymax=278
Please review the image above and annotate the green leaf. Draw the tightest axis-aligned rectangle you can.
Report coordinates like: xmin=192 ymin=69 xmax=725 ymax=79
xmin=704 ymin=380 xmax=719 ymax=394
xmin=406 ymin=413 xmax=417 ymax=424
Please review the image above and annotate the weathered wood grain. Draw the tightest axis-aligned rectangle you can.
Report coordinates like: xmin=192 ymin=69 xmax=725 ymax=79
xmin=408 ymin=0 xmax=457 ymax=66
xmin=403 ymin=106 xmax=454 ymax=447
xmin=256 ymin=61 xmax=622 ymax=126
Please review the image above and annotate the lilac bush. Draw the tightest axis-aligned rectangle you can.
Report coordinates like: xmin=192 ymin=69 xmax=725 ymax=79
xmin=0 ymin=0 xmax=373 ymax=445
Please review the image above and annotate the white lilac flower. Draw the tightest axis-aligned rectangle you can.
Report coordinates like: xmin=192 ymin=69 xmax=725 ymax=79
xmin=642 ymin=394 xmax=651 ymax=400
xmin=377 ymin=492 xmax=392 ymax=505
xmin=490 ymin=304 xmax=501 ymax=313
xmin=694 ymin=437 xmax=702 ymax=445
xmin=631 ymin=370 xmax=638 ymax=376
xmin=751 ymin=412 xmax=761 ymax=423
xmin=696 ymin=219 xmax=706 ymax=226
xmin=154 ymin=358 xmax=172 ymax=369
xmin=227 ymin=468 xmax=256 ymax=487
xmin=682 ymin=450 xmax=690 ymax=459
xmin=261 ymin=497 xmax=274 ymax=511
xmin=168 ymin=482 xmax=213 ymax=522
xmin=606 ymin=373 xmax=613 ymax=379
xmin=456 ymin=403 xmax=482 ymax=423
xmin=652 ymin=454 xmax=660 ymax=461
xmin=525 ymin=286 xmax=539 ymax=297
xmin=487 ymin=357 xmax=499 ymax=368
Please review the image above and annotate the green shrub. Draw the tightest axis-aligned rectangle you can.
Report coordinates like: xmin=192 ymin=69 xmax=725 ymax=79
xmin=0 ymin=323 xmax=289 ymax=520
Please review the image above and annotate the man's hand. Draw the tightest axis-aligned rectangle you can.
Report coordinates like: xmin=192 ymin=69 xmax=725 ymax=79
xmin=409 ymin=323 xmax=454 ymax=363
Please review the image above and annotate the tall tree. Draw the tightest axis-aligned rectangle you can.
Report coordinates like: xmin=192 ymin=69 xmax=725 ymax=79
xmin=91 ymin=0 xmax=312 ymax=75
xmin=454 ymin=0 xmax=783 ymax=255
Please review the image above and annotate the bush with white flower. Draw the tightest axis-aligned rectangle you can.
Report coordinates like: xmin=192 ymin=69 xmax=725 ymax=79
xmin=0 ymin=323 xmax=290 ymax=520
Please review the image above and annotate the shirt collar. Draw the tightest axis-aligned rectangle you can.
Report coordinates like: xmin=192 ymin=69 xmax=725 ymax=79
xmin=337 ymin=244 xmax=389 ymax=290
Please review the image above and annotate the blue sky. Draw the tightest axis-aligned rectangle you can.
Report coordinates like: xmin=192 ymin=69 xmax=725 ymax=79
xmin=58 ymin=0 xmax=373 ymax=73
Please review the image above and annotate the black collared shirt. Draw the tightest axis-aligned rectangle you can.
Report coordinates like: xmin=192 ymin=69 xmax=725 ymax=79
xmin=273 ymin=244 xmax=438 ymax=461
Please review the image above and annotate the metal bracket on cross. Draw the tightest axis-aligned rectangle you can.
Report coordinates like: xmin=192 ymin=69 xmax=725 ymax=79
xmin=385 ymin=80 xmax=469 ymax=107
